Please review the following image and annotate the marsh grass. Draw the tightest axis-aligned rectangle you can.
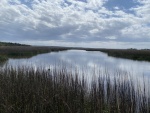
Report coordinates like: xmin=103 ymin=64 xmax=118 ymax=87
xmin=84 ymin=48 xmax=150 ymax=62
xmin=0 ymin=55 xmax=8 ymax=62
xmin=0 ymin=66 xmax=149 ymax=113
xmin=0 ymin=42 xmax=29 ymax=46
xmin=0 ymin=46 xmax=68 ymax=61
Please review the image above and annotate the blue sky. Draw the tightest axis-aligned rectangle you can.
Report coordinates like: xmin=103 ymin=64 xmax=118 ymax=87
xmin=0 ymin=0 xmax=150 ymax=48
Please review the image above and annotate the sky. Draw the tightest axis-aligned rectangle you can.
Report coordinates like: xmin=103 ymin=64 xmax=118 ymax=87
xmin=0 ymin=0 xmax=150 ymax=48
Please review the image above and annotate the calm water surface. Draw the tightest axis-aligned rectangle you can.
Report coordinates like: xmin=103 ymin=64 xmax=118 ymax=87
xmin=2 ymin=50 xmax=150 ymax=86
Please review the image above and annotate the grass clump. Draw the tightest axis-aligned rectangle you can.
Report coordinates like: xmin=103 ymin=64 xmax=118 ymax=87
xmin=0 ymin=55 xmax=8 ymax=62
xmin=0 ymin=66 xmax=149 ymax=113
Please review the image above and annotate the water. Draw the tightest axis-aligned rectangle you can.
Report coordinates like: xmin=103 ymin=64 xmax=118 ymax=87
xmin=2 ymin=50 xmax=150 ymax=87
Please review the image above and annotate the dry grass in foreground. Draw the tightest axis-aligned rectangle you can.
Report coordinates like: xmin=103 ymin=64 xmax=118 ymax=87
xmin=0 ymin=66 xmax=149 ymax=113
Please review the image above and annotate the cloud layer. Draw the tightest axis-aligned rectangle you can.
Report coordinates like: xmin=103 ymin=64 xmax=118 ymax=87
xmin=0 ymin=0 xmax=150 ymax=48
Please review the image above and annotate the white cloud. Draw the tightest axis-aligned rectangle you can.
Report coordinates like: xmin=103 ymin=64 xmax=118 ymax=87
xmin=0 ymin=0 xmax=150 ymax=48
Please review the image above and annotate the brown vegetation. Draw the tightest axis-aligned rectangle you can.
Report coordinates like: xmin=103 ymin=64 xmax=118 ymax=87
xmin=84 ymin=48 xmax=150 ymax=61
xmin=0 ymin=66 xmax=149 ymax=113
xmin=0 ymin=46 xmax=68 ymax=62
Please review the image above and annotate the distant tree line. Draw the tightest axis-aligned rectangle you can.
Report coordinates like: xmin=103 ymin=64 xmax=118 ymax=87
xmin=0 ymin=42 xmax=30 ymax=46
